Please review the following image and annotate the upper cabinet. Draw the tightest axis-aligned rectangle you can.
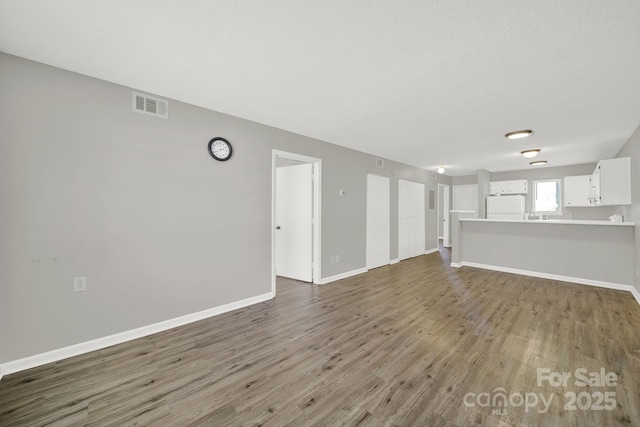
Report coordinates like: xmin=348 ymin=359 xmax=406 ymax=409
xmin=489 ymin=179 xmax=528 ymax=195
xmin=590 ymin=157 xmax=631 ymax=206
xmin=564 ymin=175 xmax=592 ymax=207
xmin=564 ymin=158 xmax=631 ymax=207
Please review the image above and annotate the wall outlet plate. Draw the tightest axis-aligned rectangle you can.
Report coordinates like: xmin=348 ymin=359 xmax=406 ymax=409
xmin=74 ymin=276 xmax=87 ymax=292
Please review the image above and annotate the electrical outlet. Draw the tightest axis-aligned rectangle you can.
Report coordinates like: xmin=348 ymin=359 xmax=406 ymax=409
xmin=73 ymin=276 xmax=87 ymax=292
xmin=330 ymin=256 xmax=335 ymax=264
xmin=335 ymin=255 xmax=340 ymax=263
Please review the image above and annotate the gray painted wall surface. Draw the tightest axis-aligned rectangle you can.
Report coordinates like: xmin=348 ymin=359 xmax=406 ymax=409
xmin=0 ymin=53 xmax=449 ymax=363
xmin=615 ymin=124 xmax=640 ymax=291
xmin=491 ymin=164 xmax=615 ymax=220
xmin=452 ymin=175 xmax=477 ymax=185
xmin=459 ymin=221 xmax=635 ymax=285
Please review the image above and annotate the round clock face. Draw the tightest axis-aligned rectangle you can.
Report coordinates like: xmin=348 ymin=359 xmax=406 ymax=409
xmin=208 ymin=137 xmax=233 ymax=161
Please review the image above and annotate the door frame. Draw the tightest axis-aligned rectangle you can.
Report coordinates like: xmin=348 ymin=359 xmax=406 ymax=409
xmin=438 ymin=184 xmax=451 ymax=247
xmin=272 ymin=150 xmax=322 ymax=294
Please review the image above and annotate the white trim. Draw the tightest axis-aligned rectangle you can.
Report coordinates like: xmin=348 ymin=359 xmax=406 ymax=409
xmin=424 ymin=248 xmax=439 ymax=255
xmin=320 ymin=268 xmax=368 ymax=285
xmin=460 ymin=218 xmax=635 ymax=227
xmin=0 ymin=292 xmax=273 ymax=378
xmin=272 ymin=150 xmax=322 ymax=289
xmin=454 ymin=261 xmax=639 ymax=303
xmin=390 ymin=258 xmax=400 ymax=265
xmin=631 ymin=286 xmax=640 ymax=306
xmin=450 ymin=262 xmax=462 ymax=268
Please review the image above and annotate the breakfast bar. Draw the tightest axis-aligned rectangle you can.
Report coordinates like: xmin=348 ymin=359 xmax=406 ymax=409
xmin=451 ymin=218 xmax=636 ymax=287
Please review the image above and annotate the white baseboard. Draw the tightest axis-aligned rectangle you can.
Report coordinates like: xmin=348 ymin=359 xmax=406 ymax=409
xmin=320 ymin=268 xmax=368 ymax=284
xmin=0 ymin=292 xmax=274 ymax=379
xmin=424 ymin=248 xmax=439 ymax=255
xmin=390 ymin=259 xmax=400 ymax=265
xmin=455 ymin=261 xmax=639 ymax=304
xmin=631 ymin=286 xmax=640 ymax=306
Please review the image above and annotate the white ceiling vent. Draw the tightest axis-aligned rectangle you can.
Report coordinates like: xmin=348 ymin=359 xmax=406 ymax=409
xmin=132 ymin=92 xmax=168 ymax=119
xmin=375 ymin=158 xmax=384 ymax=168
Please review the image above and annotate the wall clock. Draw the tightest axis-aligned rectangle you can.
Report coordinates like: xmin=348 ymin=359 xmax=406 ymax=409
xmin=208 ymin=137 xmax=233 ymax=161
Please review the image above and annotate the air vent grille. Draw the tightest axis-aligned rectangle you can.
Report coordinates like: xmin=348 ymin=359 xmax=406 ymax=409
xmin=132 ymin=92 xmax=168 ymax=119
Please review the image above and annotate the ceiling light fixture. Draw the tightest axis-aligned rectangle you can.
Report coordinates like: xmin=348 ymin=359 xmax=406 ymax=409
xmin=521 ymin=149 xmax=540 ymax=159
xmin=530 ymin=160 xmax=547 ymax=166
xmin=505 ymin=130 xmax=533 ymax=140
xmin=437 ymin=167 xmax=445 ymax=174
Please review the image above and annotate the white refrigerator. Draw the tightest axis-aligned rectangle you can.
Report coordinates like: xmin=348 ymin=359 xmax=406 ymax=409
xmin=486 ymin=195 xmax=525 ymax=220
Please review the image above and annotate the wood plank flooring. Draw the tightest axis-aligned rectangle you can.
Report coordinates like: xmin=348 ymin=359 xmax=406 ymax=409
xmin=2 ymin=247 xmax=640 ymax=426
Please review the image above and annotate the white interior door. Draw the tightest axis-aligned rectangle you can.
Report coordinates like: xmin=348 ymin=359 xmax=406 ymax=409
xmin=366 ymin=174 xmax=390 ymax=269
xmin=438 ymin=186 xmax=444 ymax=238
xmin=275 ymin=163 xmax=313 ymax=282
xmin=442 ymin=185 xmax=451 ymax=247
xmin=398 ymin=179 xmax=426 ymax=261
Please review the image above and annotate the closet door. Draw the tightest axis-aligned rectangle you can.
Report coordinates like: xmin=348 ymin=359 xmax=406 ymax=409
xmin=366 ymin=174 xmax=390 ymax=269
xmin=398 ymin=179 xmax=426 ymax=261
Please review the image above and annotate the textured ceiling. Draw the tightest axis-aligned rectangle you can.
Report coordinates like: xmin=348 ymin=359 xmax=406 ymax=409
xmin=1 ymin=0 xmax=639 ymax=176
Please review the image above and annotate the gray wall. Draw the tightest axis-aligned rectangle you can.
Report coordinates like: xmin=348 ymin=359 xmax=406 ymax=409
xmin=615 ymin=124 xmax=640 ymax=291
xmin=491 ymin=164 xmax=615 ymax=220
xmin=452 ymin=175 xmax=477 ymax=185
xmin=458 ymin=220 xmax=635 ymax=286
xmin=0 ymin=53 xmax=446 ymax=363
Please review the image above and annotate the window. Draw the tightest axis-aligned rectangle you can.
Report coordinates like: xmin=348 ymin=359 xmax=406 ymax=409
xmin=533 ymin=179 xmax=562 ymax=214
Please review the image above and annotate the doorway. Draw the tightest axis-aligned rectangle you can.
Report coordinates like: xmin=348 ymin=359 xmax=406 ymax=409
xmin=272 ymin=150 xmax=322 ymax=294
xmin=438 ymin=184 xmax=451 ymax=247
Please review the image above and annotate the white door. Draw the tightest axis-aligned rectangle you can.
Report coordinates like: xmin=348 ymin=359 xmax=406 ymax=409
xmin=398 ymin=179 xmax=426 ymax=261
xmin=275 ymin=163 xmax=313 ymax=282
xmin=439 ymin=184 xmax=451 ymax=247
xmin=366 ymin=174 xmax=390 ymax=269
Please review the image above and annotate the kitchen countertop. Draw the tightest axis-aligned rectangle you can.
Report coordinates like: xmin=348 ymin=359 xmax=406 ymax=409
xmin=459 ymin=218 xmax=635 ymax=227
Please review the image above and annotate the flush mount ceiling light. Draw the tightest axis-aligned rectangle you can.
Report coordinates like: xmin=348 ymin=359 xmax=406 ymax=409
xmin=521 ymin=149 xmax=541 ymax=159
xmin=505 ymin=130 xmax=533 ymax=140
xmin=437 ymin=167 xmax=445 ymax=174
xmin=530 ymin=160 xmax=547 ymax=166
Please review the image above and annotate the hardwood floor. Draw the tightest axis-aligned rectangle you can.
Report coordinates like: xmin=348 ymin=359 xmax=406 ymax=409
xmin=2 ymin=248 xmax=640 ymax=426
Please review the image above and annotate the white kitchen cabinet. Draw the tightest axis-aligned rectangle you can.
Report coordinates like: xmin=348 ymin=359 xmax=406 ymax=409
xmin=489 ymin=181 xmax=507 ymax=195
xmin=489 ymin=179 xmax=528 ymax=195
xmin=564 ymin=175 xmax=592 ymax=207
xmin=590 ymin=157 xmax=631 ymax=206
